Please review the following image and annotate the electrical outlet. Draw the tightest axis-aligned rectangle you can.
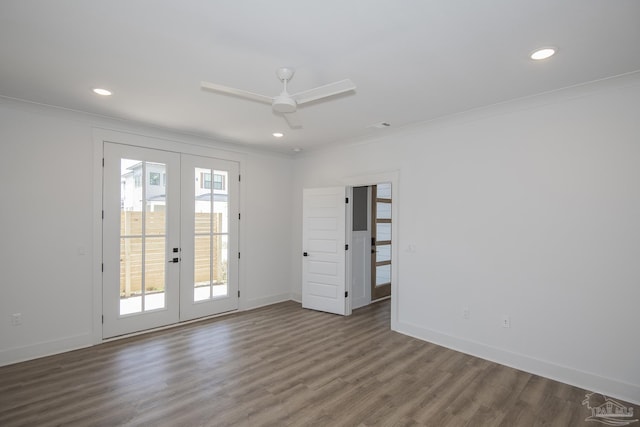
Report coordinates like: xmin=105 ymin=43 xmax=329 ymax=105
xmin=11 ymin=313 xmax=22 ymax=326
xmin=463 ymin=307 xmax=470 ymax=320
xmin=502 ymin=315 xmax=510 ymax=328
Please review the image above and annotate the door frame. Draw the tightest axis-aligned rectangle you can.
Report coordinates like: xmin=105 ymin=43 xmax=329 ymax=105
xmin=92 ymin=128 xmax=246 ymax=344
xmin=343 ymin=171 xmax=399 ymax=330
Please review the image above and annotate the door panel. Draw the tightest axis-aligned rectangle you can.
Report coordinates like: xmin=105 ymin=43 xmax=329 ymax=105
xmin=371 ymin=183 xmax=392 ymax=300
xmin=302 ymin=187 xmax=347 ymax=315
xmin=103 ymin=143 xmax=180 ymax=338
xmin=180 ymin=154 xmax=239 ymax=321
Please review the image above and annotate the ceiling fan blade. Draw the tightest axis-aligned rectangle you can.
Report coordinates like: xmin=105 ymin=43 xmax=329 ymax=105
xmin=200 ymin=81 xmax=273 ymax=104
xmin=282 ymin=112 xmax=303 ymax=129
xmin=292 ymin=79 xmax=356 ymax=105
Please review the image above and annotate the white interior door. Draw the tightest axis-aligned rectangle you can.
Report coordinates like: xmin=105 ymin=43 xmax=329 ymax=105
xmin=103 ymin=143 xmax=180 ymax=338
xmin=351 ymin=186 xmax=372 ymax=309
xmin=302 ymin=187 xmax=347 ymax=315
xmin=180 ymin=154 xmax=239 ymax=321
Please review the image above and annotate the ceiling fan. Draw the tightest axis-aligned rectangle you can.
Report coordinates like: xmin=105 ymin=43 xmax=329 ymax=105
xmin=201 ymin=67 xmax=356 ymax=129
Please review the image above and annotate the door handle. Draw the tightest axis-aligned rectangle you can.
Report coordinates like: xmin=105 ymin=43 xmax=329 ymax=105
xmin=168 ymin=257 xmax=180 ymax=263
xmin=303 ymin=252 xmax=308 ymax=257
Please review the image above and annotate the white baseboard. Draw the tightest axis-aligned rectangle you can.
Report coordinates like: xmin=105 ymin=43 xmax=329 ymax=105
xmin=0 ymin=333 xmax=93 ymax=367
xmin=241 ymin=293 xmax=292 ymax=311
xmin=396 ymin=320 xmax=640 ymax=406
xmin=2 ymin=296 xmax=295 ymax=367
xmin=290 ymin=292 xmax=302 ymax=303
xmin=352 ymin=297 xmax=370 ymax=310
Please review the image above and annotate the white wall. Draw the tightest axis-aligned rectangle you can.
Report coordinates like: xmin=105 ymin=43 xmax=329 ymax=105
xmin=291 ymin=72 xmax=640 ymax=404
xmin=241 ymin=151 xmax=294 ymax=309
xmin=0 ymin=98 xmax=293 ymax=365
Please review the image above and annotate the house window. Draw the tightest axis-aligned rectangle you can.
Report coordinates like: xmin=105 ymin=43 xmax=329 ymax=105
xmin=200 ymin=172 xmax=212 ymax=189
xmin=213 ymin=173 xmax=225 ymax=190
xmin=199 ymin=172 xmax=225 ymax=190
xmin=149 ymin=172 xmax=161 ymax=186
xmin=134 ymin=174 xmax=141 ymax=188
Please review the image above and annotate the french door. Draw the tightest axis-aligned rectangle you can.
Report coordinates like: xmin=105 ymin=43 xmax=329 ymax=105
xmin=180 ymin=154 xmax=239 ymax=321
xmin=102 ymin=143 xmax=239 ymax=338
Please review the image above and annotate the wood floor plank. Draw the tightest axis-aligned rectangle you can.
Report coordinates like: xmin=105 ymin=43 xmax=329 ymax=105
xmin=0 ymin=300 xmax=637 ymax=426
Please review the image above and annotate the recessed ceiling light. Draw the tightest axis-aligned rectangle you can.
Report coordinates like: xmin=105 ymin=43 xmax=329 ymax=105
xmin=530 ymin=48 xmax=556 ymax=61
xmin=93 ymin=88 xmax=112 ymax=96
xmin=272 ymin=132 xmax=284 ymax=138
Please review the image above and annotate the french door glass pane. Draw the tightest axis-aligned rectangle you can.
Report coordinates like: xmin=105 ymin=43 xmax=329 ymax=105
xmin=215 ymin=170 xmax=229 ymax=234
xmin=120 ymin=237 xmax=142 ymax=315
xmin=144 ymin=292 xmax=165 ymax=311
xmin=376 ymin=222 xmax=391 ymax=241
xmin=377 ymin=182 xmax=392 ymax=198
xmin=212 ymin=235 xmax=228 ymax=297
xmin=376 ymin=264 xmax=391 ymax=286
xmin=119 ymin=158 xmax=167 ymax=315
xmin=145 ymin=163 xmax=166 ymax=235
xmin=376 ymin=244 xmax=391 ymax=263
xmin=194 ymin=167 xmax=212 ymax=234
xmin=194 ymin=235 xmax=211 ymax=302
xmin=376 ymin=202 xmax=391 ymax=219
xmin=193 ymin=167 xmax=230 ymax=302
xmin=145 ymin=237 xmax=166 ymax=310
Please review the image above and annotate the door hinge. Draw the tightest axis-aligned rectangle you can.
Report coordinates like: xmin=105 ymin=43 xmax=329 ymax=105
xmin=238 ymin=252 xmax=241 ymax=259
xmin=345 ymin=197 xmax=349 ymax=204
xmin=239 ymin=174 xmax=241 ymax=182
xmin=102 ymin=210 xmax=104 ymax=219
xmin=345 ymin=244 xmax=349 ymax=250
xmin=238 ymin=213 xmax=241 ymax=220
xmin=101 ymin=263 xmax=104 ymax=272
xmin=101 ymin=315 xmax=104 ymax=324
xmin=102 ymin=158 xmax=104 ymax=167
xmin=345 ymin=291 xmax=348 ymax=298
xmin=238 ymin=290 xmax=240 ymax=298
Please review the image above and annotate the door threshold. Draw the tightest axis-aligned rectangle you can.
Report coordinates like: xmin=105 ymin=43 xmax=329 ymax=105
xmin=102 ymin=309 xmax=238 ymax=342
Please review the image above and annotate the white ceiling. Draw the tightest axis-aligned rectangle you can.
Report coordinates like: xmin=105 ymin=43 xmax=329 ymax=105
xmin=1 ymin=1 xmax=639 ymax=153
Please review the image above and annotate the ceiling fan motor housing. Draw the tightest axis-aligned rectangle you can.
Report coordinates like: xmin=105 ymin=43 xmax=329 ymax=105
xmin=276 ymin=67 xmax=295 ymax=82
xmin=272 ymin=95 xmax=297 ymax=113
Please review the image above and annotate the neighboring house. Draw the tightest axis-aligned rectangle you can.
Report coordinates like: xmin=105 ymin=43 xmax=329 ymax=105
xmin=120 ymin=161 xmax=228 ymax=213
xmin=120 ymin=161 xmax=167 ymax=212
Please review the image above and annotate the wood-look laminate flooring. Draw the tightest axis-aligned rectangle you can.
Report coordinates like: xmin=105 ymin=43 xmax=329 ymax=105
xmin=0 ymin=300 xmax=637 ymax=426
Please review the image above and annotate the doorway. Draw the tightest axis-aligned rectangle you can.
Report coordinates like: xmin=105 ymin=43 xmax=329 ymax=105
xmin=102 ymin=142 xmax=239 ymax=338
xmin=350 ymin=182 xmax=392 ymax=310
